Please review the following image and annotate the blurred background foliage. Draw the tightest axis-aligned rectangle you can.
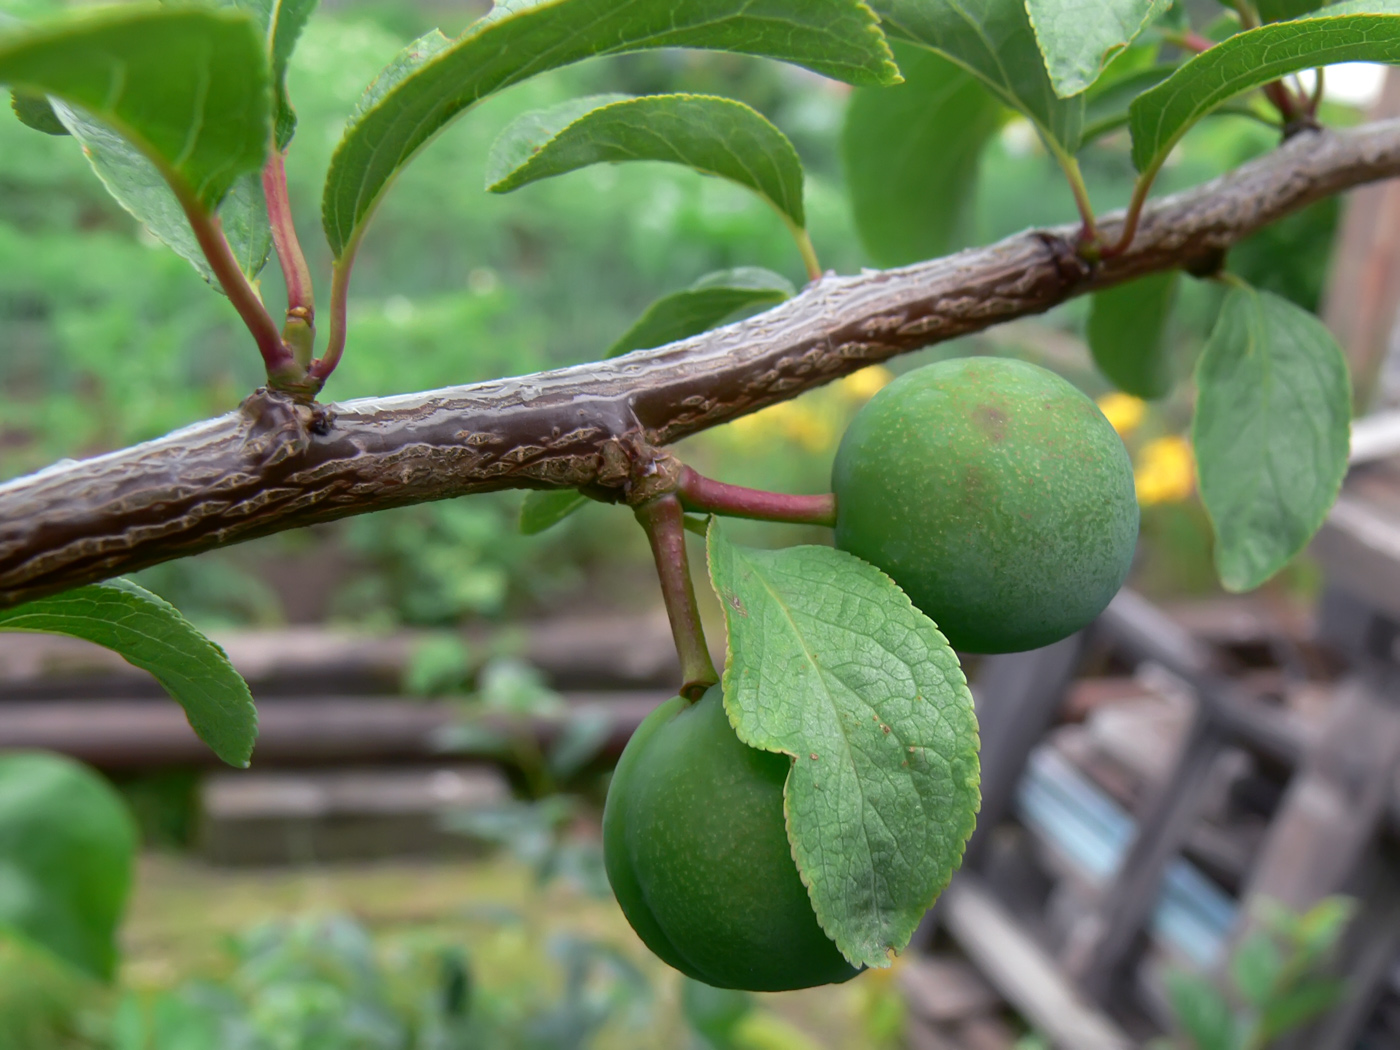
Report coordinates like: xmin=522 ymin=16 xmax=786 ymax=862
xmin=0 ymin=0 xmax=1352 ymax=628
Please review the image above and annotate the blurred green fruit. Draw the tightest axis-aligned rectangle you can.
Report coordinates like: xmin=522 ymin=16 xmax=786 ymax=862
xmin=832 ymin=357 xmax=1138 ymax=654
xmin=602 ymin=687 xmax=858 ymax=991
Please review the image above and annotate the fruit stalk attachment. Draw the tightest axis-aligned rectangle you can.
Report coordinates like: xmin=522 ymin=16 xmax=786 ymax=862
xmin=635 ymin=494 xmax=718 ymax=700
xmin=676 ymin=467 xmax=836 ymax=527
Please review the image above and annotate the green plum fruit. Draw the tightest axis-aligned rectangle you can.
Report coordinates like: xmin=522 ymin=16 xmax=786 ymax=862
xmin=832 ymin=357 xmax=1138 ymax=654
xmin=602 ymin=686 xmax=859 ymax=991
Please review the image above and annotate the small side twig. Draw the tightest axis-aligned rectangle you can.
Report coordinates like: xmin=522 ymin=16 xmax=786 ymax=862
xmin=636 ymin=494 xmax=719 ymax=701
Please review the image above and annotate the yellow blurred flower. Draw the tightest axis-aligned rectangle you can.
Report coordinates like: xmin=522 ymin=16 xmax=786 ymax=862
xmin=1097 ymin=392 xmax=1146 ymax=437
xmin=840 ymin=365 xmax=894 ymax=402
xmin=727 ymin=400 xmax=838 ymax=452
xmin=1134 ymin=435 xmax=1195 ymax=505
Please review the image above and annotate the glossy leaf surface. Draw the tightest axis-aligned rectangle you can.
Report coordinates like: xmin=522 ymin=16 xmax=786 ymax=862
xmin=9 ymin=88 xmax=64 ymax=133
xmin=1130 ymin=9 xmax=1400 ymax=173
xmin=0 ymin=6 xmax=271 ymax=208
xmin=0 ymin=580 xmax=258 ymax=767
xmin=870 ymin=0 xmax=1083 ymax=151
xmin=322 ymin=0 xmax=897 ymax=257
xmin=606 ymin=268 xmax=793 ymax=358
xmin=226 ymin=0 xmax=319 ymax=148
xmin=1025 ymin=0 xmax=1167 ymax=97
xmin=488 ymin=94 xmax=807 ymax=230
xmin=51 ymin=101 xmax=271 ymax=287
xmin=520 ymin=490 xmax=588 ymax=535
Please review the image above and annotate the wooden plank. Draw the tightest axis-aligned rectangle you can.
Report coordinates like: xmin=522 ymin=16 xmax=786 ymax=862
xmin=1065 ymin=708 xmax=1228 ymax=1000
xmin=940 ymin=875 xmax=1133 ymax=1050
xmin=1312 ymin=491 xmax=1400 ymax=626
xmin=1320 ymin=67 xmax=1400 ymax=408
xmin=1099 ymin=591 xmax=1307 ymax=767
xmin=0 ymin=693 xmax=664 ymax=769
xmin=1239 ymin=672 xmax=1400 ymax=912
xmin=0 ymin=613 xmax=685 ymax=698
xmin=899 ymin=954 xmax=1001 ymax=1023
xmin=199 ymin=765 xmax=510 ymax=865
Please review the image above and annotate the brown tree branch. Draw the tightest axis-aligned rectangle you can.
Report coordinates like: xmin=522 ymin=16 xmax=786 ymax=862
xmin=5 ymin=121 xmax=1400 ymax=609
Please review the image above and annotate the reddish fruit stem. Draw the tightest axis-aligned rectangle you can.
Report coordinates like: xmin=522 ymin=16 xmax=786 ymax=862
xmin=677 ymin=467 xmax=836 ymax=527
xmin=636 ymin=494 xmax=718 ymax=702
xmin=262 ymin=151 xmax=315 ymax=323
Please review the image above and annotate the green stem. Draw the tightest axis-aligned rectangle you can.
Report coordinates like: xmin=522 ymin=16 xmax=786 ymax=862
xmin=1102 ymin=165 xmax=1161 ymax=259
xmin=1159 ymin=28 xmax=1215 ymax=54
xmin=635 ymin=494 xmax=718 ymax=701
xmin=1051 ymin=149 xmax=1101 ymax=252
xmin=176 ymin=183 xmax=297 ymax=385
xmin=677 ymin=467 xmax=836 ymax=527
xmin=791 ymin=223 xmax=822 ymax=283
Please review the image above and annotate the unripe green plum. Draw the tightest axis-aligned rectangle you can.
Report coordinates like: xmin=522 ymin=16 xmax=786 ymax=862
xmin=602 ymin=686 xmax=858 ymax=991
xmin=832 ymin=357 xmax=1137 ymax=654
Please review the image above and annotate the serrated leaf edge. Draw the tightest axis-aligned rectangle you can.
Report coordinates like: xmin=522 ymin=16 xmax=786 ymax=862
xmin=704 ymin=519 xmax=981 ymax=968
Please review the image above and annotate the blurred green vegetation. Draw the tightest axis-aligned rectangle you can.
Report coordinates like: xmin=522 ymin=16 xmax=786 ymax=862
xmin=0 ymin=853 xmax=900 ymax=1050
xmin=0 ymin=1 xmax=1352 ymax=627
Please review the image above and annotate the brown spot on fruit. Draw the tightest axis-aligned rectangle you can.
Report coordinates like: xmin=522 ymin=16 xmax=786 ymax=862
xmin=974 ymin=404 xmax=1008 ymax=442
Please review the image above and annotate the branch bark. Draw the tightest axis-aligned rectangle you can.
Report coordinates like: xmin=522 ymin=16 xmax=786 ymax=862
xmin=5 ymin=120 xmax=1400 ymax=609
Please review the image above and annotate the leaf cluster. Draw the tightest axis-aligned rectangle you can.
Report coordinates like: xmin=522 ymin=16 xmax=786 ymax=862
xmin=1156 ymin=897 xmax=1354 ymax=1050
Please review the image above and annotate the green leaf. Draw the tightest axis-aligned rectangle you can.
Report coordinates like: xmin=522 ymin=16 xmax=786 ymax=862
xmin=1258 ymin=0 xmax=1331 ymax=20
xmin=0 ymin=752 xmax=136 ymax=981
xmin=606 ymin=267 xmax=794 ymax=358
xmin=1290 ymin=895 xmax=1354 ymax=961
xmin=322 ymin=0 xmax=898 ymax=258
xmin=50 ymin=100 xmax=272 ymax=288
xmin=1025 ymin=0 xmax=1168 ymax=97
xmin=520 ymin=489 xmax=589 ymax=534
xmin=1129 ymin=10 xmax=1400 ymax=174
xmin=1231 ymin=932 xmax=1284 ymax=1007
xmin=869 ymin=0 xmax=1084 ymax=152
xmin=1164 ymin=970 xmax=1237 ymax=1050
xmin=705 ymin=522 xmax=979 ymax=969
xmin=1258 ymin=978 xmax=1348 ymax=1039
xmin=488 ymin=93 xmax=808 ymax=230
xmin=0 ymin=6 xmax=271 ymax=209
xmin=228 ymin=0 xmax=319 ymax=148
xmin=9 ymin=88 xmax=65 ymax=134
xmin=1192 ymin=286 xmax=1351 ymax=592
xmin=0 ymin=581 xmax=258 ymax=767
xmin=843 ymin=41 xmax=1003 ymax=266
xmin=352 ymin=27 xmax=453 ymax=122
xmin=1081 ymin=63 xmax=1176 ymax=143
xmin=1086 ymin=271 xmax=1179 ymax=399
